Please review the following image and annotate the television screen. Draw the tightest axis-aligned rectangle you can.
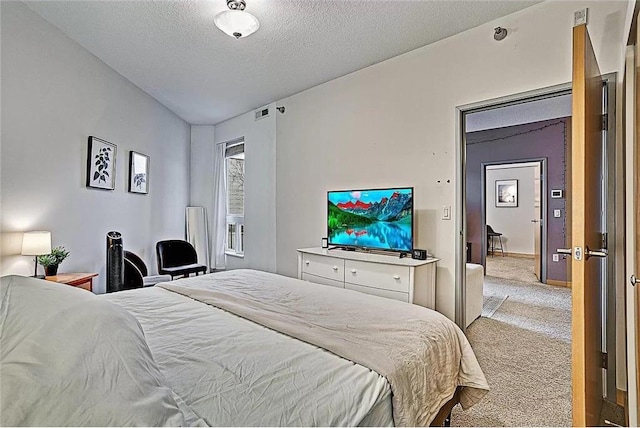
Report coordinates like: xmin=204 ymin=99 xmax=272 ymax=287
xmin=327 ymin=187 xmax=413 ymax=252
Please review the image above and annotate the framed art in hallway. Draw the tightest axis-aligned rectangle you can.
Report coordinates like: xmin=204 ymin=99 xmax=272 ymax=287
xmin=86 ymin=136 xmax=116 ymax=190
xmin=128 ymin=151 xmax=149 ymax=194
xmin=495 ymin=179 xmax=518 ymax=207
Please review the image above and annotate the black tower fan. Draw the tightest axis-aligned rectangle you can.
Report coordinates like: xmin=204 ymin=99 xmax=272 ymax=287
xmin=106 ymin=231 xmax=124 ymax=293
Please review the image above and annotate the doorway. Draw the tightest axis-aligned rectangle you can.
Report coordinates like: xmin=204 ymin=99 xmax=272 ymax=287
xmin=482 ymin=160 xmax=547 ymax=284
xmin=462 ymin=96 xmax=571 ymax=287
xmin=453 ymin=74 xmax=620 ymax=425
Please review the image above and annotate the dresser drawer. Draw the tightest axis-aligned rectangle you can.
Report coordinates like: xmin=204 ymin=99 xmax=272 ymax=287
xmin=301 ymin=273 xmax=344 ymax=289
xmin=344 ymin=260 xmax=410 ymax=293
xmin=345 ymin=283 xmax=409 ymax=303
xmin=300 ymin=254 xmax=344 ymax=282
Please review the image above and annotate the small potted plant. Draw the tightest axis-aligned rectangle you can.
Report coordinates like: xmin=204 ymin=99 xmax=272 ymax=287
xmin=37 ymin=246 xmax=70 ymax=276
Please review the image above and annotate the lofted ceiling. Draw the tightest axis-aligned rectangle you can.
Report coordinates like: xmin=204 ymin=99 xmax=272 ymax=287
xmin=25 ymin=0 xmax=542 ymax=125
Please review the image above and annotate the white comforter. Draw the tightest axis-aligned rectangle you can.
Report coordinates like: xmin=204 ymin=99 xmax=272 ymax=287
xmin=1 ymin=269 xmax=487 ymax=426
xmin=105 ymin=269 xmax=488 ymax=426
xmin=104 ymin=284 xmax=394 ymax=426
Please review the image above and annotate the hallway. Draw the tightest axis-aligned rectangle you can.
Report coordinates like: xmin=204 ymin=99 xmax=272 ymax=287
xmin=452 ymin=256 xmax=572 ymax=426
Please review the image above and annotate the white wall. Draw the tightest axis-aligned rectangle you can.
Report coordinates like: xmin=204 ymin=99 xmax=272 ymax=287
xmin=212 ymin=105 xmax=277 ymax=273
xmin=0 ymin=2 xmax=191 ymax=293
xmin=190 ymin=125 xmax=216 ymax=265
xmin=274 ymin=0 xmax=628 ymax=320
xmin=486 ymin=164 xmax=537 ymax=255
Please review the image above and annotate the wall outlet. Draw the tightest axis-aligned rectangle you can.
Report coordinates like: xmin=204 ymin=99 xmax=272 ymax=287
xmin=442 ymin=205 xmax=451 ymax=220
xmin=553 ymin=254 xmax=559 ymax=262
xmin=554 ymin=209 xmax=561 ymax=218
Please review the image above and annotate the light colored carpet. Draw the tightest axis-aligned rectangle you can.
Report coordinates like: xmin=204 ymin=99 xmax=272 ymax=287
xmin=481 ymin=295 xmax=508 ymax=318
xmin=451 ymin=256 xmax=572 ymax=427
xmin=485 ymin=254 xmax=541 ymax=285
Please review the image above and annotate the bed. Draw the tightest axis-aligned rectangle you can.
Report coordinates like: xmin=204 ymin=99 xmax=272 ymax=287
xmin=0 ymin=270 xmax=488 ymax=426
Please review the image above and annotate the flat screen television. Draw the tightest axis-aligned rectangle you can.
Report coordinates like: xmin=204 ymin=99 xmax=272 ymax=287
xmin=327 ymin=187 xmax=413 ymax=252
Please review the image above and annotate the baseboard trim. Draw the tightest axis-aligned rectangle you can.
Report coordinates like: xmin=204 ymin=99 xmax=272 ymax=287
xmin=501 ymin=252 xmax=535 ymax=259
xmin=546 ymin=279 xmax=571 ymax=288
xmin=617 ymin=389 xmax=627 ymax=407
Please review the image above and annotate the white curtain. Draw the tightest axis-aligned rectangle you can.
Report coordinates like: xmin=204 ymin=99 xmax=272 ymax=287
xmin=211 ymin=144 xmax=227 ymax=270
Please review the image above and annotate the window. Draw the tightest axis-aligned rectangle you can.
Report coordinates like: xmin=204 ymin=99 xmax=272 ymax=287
xmin=225 ymin=141 xmax=244 ymax=256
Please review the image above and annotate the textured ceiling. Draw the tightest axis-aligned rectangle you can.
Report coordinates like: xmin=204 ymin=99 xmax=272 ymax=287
xmin=25 ymin=0 xmax=542 ymax=125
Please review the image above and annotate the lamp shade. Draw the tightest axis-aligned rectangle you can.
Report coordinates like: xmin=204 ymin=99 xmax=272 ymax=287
xmin=214 ymin=9 xmax=259 ymax=39
xmin=21 ymin=231 xmax=52 ymax=256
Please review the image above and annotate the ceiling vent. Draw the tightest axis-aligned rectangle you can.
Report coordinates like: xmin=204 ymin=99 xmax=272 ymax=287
xmin=254 ymin=107 xmax=270 ymax=121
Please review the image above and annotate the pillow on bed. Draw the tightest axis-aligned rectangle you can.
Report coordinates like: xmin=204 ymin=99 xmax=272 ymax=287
xmin=0 ymin=275 xmax=186 ymax=426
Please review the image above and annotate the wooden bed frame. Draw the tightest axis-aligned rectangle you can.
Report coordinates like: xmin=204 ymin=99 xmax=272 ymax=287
xmin=430 ymin=386 xmax=462 ymax=427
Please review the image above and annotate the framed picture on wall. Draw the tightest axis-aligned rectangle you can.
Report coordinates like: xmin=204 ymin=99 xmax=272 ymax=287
xmin=86 ymin=136 xmax=116 ymax=190
xmin=128 ymin=151 xmax=149 ymax=194
xmin=495 ymin=179 xmax=518 ymax=207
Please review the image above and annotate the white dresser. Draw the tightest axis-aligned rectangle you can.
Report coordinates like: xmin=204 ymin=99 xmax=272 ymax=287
xmin=297 ymin=247 xmax=439 ymax=310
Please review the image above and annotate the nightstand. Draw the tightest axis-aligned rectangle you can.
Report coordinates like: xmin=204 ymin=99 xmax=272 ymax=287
xmin=45 ymin=273 xmax=98 ymax=292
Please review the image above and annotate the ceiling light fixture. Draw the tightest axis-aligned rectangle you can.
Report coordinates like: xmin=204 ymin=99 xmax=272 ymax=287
xmin=214 ymin=0 xmax=260 ymax=40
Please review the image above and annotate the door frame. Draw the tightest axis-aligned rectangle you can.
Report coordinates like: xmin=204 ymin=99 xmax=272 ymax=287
xmin=455 ymin=75 xmax=618 ymax=400
xmin=624 ymin=42 xmax=638 ymax=427
xmin=480 ymin=159 xmax=547 ymax=282
xmin=455 ymin=81 xmax=571 ymax=331
xmin=602 ymin=72 xmax=619 ymax=401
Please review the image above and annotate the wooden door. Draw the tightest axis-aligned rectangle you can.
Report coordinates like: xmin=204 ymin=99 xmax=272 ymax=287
xmin=625 ymin=17 xmax=639 ymax=426
xmin=629 ymin=23 xmax=640 ymax=426
xmin=533 ymin=163 xmax=542 ymax=281
xmin=571 ymin=23 xmax=606 ymax=426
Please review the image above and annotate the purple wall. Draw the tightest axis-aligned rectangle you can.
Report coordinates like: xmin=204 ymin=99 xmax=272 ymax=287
xmin=465 ymin=118 xmax=569 ymax=283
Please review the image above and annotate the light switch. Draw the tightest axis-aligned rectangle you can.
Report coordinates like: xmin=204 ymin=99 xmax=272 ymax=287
xmin=554 ymin=209 xmax=561 ymax=218
xmin=442 ymin=205 xmax=451 ymax=220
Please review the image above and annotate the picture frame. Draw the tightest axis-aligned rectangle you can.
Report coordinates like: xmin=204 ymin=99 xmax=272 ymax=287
xmin=128 ymin=151 xmax=149 ymax=194
xmin=86 ymin=136 xmax=116 ymax=190
xmin=495 ymin=179 xmax=518 ymax=207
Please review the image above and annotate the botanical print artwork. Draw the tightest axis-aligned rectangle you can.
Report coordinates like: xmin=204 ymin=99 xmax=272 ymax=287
xmin=86 ymin=137 xmax=116 ymax=190
xmin=133 ymin=173 xmax=145 ymax=189
xmin=129 ymin=151 xmax=149 ymax=194
xmin=94 ymin=147 xmax=112 ymax=183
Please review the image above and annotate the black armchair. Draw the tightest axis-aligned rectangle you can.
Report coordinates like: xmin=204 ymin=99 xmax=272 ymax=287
xmin=156 ymin=240 xmax=207 ymax=279
xmin=124 ymin=250 xmax=172 ymax=288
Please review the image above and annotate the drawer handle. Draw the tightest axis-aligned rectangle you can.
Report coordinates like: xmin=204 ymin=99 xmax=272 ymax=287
xmin=393 ymin=275 xmax=401 ymax=280
xmin=350 ymin=269 xmax=357 ymax=274
xmin=332 ymin=266 xmax=338 ymax=271
xmin=305 ymin=260 xmax=310 ymax=265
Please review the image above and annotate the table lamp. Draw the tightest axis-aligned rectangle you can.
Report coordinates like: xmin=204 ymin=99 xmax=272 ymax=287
xmin=22 ymin=231 xmax=51 ymax=278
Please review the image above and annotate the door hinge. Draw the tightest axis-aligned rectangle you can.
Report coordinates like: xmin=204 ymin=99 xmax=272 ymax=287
xmin=601 ymin=232 xmax=608 ymax=251
xmin=601 ymin=113 xmax=608 ymax=131
xmin=601 ymin=352 xmax=608 ymax=369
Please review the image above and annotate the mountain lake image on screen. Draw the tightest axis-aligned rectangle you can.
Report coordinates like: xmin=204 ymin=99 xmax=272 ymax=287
xmin=327 ymin=188 xmax=413 ymax=252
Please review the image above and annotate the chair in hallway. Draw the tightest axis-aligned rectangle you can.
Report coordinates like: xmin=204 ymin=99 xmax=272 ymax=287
xmin=486 ymin=224 xmax=504 ymax=257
